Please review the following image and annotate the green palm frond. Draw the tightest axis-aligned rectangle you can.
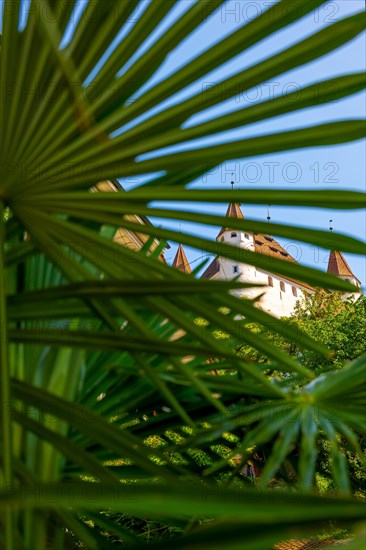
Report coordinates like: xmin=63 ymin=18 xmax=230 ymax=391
xmin=0 ymin=1 xmax=365 ymax=548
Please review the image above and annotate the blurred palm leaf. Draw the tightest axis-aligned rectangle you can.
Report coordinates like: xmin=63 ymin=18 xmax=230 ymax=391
xmin=0 ymin=1 xmax=365 ymax=549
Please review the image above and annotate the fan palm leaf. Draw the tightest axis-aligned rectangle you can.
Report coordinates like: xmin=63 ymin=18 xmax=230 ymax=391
xmin=0 ymin=1 xmax=365 ymax=548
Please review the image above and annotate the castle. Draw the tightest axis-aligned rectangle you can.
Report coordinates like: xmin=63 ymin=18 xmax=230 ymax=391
xmin=95 ymin=179 xmax=169 ymax=260
xmin=172 ymin=201 xmax=362 ymax=318
xmin=99 ymin=179 xmax=361 ymax=319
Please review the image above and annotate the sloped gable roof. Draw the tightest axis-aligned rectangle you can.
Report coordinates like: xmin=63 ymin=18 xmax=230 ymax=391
xmin=201 ymin=257 xmax=220 ymax=279
xmin=202 ymin=232 xmax=314 ymax=291
xmin=254 ymin=234 xmax=314 ymax=291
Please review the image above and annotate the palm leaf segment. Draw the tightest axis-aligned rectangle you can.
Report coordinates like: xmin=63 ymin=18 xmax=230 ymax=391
xmin=0 ymin=1 xmax=365 ymax=549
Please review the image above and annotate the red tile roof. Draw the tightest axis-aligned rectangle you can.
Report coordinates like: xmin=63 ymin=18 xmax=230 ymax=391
xmin=253 ymin=233 xmax=314 ymax=291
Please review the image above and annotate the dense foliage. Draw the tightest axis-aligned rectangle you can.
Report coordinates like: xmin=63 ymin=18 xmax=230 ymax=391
xmin=236 ymin=292 xmax=366 ymax=498
xmin=237 ymin=292 xmax=366 ymax=374
xmin=292 ymin=292 xmax=366 ymax=372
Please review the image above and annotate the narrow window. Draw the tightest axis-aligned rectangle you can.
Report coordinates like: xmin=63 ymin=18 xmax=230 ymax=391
xmin=292 ymin=286 xmax=298 ymax=297
xmin=233 ymin=265 xmax=239 ymax=274
xmin=231 ymin=232 xmax=237 ymax=238
xmin=268 ymin=276 xmax=273 ymax=287
xmin=280 ymin=281 xmax=286 ymax=292
xmin=221 ymin=236 xmax=224 ymax=242
xmin=245 ymin=233 xmax=249 ymax=239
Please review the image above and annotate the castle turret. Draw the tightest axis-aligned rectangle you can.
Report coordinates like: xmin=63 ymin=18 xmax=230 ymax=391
xmin=327 ymin=250 xmax=361 ymax=300
xmin=172 ymin=244 xmax=192 ymax=274
xmin=202 ymin=198 xmax=314 ymax=317
xmin=217 ymin=203 xmax=253 ymax=246
xmin=215 ymin=202 xmax=257 ymax=284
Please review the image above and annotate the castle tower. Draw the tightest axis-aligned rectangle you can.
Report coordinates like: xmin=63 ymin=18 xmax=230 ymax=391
xmin=201 ymin=199 xmax=314 ymax=318
xmin=214 ymin=202 xmax=257 ymax=294
xmin=172 ymin=244 xmax=192 ymax=274
xmin=327 ymin=250 xmax=361 ymax=300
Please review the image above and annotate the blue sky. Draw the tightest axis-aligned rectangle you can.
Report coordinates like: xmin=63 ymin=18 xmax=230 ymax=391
xmin=1 ymin=1 xmax=365 ymax=286
xmin=134 ymin=0 xmax=365 ymax=286
xmin=117 ymin=0 xmax=365 ymax=285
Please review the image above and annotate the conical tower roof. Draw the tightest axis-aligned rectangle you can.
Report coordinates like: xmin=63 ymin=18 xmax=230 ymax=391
xmin=217 ymin=202 xmax=245 ymax=238
xmin=327 ymin=250 xmax=361 ymax=285
xmin=172 ymin=244 xmax=192 ymax=274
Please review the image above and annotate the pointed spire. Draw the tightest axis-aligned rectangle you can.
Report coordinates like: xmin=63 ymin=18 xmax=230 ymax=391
xmin=172 ymin=244 xmax=192 ymax=274
xmin=225 ymin=202 xmax=245 ymax=220
xmin=217 ymin=177 xmax=244 ymax=239
xmin=327 ymin=250 xmax=360 ymax=285
xmin=217 ymin=202 xmax=245 ymax=238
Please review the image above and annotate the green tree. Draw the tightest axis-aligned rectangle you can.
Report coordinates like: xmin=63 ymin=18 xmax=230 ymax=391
xmin=238 ymin=292 xmax=366 ymax=374
xmin=0 ymin=2 xmax=365 ymax=549
xmin=237 ymin=292 xmax=366 ymax=499
xmin=292 ymin=292 xmax=366 ymax=373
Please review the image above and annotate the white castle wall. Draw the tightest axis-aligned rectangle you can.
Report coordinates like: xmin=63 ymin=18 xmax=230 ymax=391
xmin=213 ymin=229 xmax=309 ymax=318
xmin=337 ymin=276 xmax=362 ymax=302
